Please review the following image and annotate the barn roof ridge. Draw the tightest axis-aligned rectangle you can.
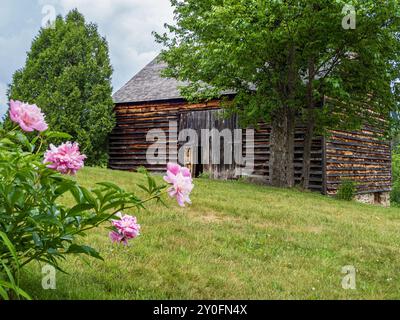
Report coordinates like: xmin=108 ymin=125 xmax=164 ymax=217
xmin=113 ymin=55 xmax=236 ymax=104
xmin=112 ymin=55 xmax=189 ymax=104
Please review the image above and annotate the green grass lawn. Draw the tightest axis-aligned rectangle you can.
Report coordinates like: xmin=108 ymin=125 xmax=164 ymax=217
xmin=21 ymin=167 xmax=400 ymax=300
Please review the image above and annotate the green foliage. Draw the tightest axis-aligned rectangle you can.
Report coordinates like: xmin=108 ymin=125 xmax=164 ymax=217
xmin=156 ymin=0 xmax=400 ymax=134
xmin=0 ymin=125 xmax=167 ymax=300
xmin=198 ymin=172 xmax=210 ymax=179
xmin=8 ymin=9 xmax=115 ymax=166
xmin=336 ymin=179 xmax=357 ymax=201
xmin=392 ymin=150 xmax=400 ymax=181
xmin=391 ymin=150 xmax=400 ymax=205
xmin=391 ymin=182 xmax=400 ymax=205
xmin=0 ymin=232 xmax=31 ymax=300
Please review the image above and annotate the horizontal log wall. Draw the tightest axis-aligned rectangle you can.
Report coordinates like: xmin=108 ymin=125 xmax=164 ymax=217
xmin=110 ymin=101 xmax=391 ymax=196
xmin=325 ymin=126 xmax=392 ymax=195
xmin=109 ymin=101 xmax=324 ymax=193
xmin=240 ymin=125 xmax=324 ymax=192
xmin=109 ymin=100 xmax=221 ymax=172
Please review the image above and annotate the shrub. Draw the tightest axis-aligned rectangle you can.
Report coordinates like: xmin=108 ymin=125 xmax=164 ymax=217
xmin=0 ymin=101 xmax=193 ymax=299
xmin=391 ymin=182 xmax=400 ymax=206
xmin=391 ymin=152 xmax=400 ymax=205
xmin=392 ymin=152 xmax=400 ymax=181
xmin=336 ymin=179 xmax=357 ymax=201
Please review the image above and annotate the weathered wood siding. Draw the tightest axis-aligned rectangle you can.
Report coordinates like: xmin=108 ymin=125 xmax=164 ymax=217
xmin=109 ymin=101 xmax=324 ymax=193
xmin=110 ymin=100 xmax=391 ymax=196
xmin=109 ymin=100 xmax=221 ymax=172
xmin=239 ymin=125 xmax=324 ymax=192
xmin=325 ymin=126 xmax=392 ymax=195
xmin=294 ymin=128 xmax=324 ymax=192
xmin=179 ymin=109 xmax=239 ymax=179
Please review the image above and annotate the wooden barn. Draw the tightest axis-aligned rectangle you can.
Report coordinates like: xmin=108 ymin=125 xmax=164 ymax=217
xmin=110 ymin=57 xmax=392 ymax=206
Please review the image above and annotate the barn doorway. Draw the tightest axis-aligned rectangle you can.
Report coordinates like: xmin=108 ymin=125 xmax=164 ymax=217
xmin=374 ymin=192 xmax=382 ymax=205
xmin=183 ymin=145 xmax=204 ymax=178
xmin=179 ymin=109 xmax=238 ymax=179
xmin=195 ymin=145 xmax=204 ymax=177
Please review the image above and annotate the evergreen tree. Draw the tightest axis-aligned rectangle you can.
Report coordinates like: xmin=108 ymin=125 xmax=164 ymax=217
xmin=9 ymin=9 xmax=115 ymax=166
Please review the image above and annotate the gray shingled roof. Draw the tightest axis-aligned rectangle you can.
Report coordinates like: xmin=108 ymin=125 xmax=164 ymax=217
xmin=113 ymin=56 xmax=188 ymax=104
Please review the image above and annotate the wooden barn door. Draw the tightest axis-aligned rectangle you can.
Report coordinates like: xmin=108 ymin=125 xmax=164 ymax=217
xmin=179 ymin=109 xmax=238 ymax=179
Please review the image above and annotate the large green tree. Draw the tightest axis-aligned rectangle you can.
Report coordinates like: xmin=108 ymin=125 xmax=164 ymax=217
xmin=8 ymin=9 xmax=115 ymax=166
xmin=156 ymin=0 xmax=400 ymax=188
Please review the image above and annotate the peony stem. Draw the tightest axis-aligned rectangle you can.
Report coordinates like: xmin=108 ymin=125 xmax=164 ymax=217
xmin=35 ymin=136 xmax=44 ymax=155
xmin=65 ymin=189 xmax=169 ymax=237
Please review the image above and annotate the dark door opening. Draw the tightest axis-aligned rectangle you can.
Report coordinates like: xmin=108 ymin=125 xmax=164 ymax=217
xmin=183 ymin=145 xmax=204 ymax=178
xmin=374 ymin=192 xmax=382 ymax=205
xmin=194 ymin=145 xmax=204 ymax=178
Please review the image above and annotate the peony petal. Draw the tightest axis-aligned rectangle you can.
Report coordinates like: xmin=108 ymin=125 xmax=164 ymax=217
xmin=180 ymin=166 xmax=192 ymax=178
xmin=167 ymin=163 xmax=181 ymax=176
xmin=176 ymin=194 xmax=186 ymax=207
xmin=8 ymin=100 xmax=48 ymax=132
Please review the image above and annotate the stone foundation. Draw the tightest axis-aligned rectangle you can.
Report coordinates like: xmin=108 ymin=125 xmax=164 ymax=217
xmin=355 ymin=192 xmax=390 ymax=207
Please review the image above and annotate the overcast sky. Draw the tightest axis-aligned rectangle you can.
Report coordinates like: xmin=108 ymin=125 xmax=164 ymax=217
xmin=0 ymin=0 xmax=174 ymax=117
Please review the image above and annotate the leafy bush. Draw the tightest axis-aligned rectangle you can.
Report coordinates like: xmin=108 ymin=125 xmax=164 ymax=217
xmin=391 ymin=152 xmax=400 ymax=205
xmin=198 ymin=172 xmax=210 ymax=179
xmin=0 ymin=101 xmax=181 ymax=299
xmin=336 ymin=179 xmax=357 ymax=201
xmin=393 ymin=152 xmax=400 ymax=180
xmin=0 ymin=232 xmax=31 ymax=300
xmin=391 ymin=182 xmax=400 ymax=205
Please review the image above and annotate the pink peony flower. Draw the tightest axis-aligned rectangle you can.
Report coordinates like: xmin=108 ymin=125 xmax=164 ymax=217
xmin=109 ymin=213 xmax=140 ymax=245
xmin=164 ymin=163 xmax=194 ymax=207
xmin=109 ymin=231 xmax=125 ymax=245
xmin=9 ymin=100 xmax=48 ymax=132
xmin=44 ymin=142 xmax=87 ymax=175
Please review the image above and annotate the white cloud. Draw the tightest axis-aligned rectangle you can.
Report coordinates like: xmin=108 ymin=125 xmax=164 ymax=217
xmin=0 ymin=82 xmax=8 ymax=118
xmin=58 ymin=0 xmax=174 ymax=91
xmin=0 ymin=1 xmax=174 ymax=117
xmin=0 ymin=82 xmax=7 ymax=104
xmin=0 ymin=1 xmax=43 ymax=117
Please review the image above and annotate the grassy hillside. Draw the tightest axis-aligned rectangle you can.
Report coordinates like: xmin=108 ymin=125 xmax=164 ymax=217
xmin=21 ymin=167 xmax=400 ymax=300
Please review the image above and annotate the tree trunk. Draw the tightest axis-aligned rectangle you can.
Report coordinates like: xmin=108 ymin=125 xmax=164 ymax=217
xmin=269 ymin=42 xmax=297 ymax=188
xmin=270 ymin=106 xmax=295 ymax=188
